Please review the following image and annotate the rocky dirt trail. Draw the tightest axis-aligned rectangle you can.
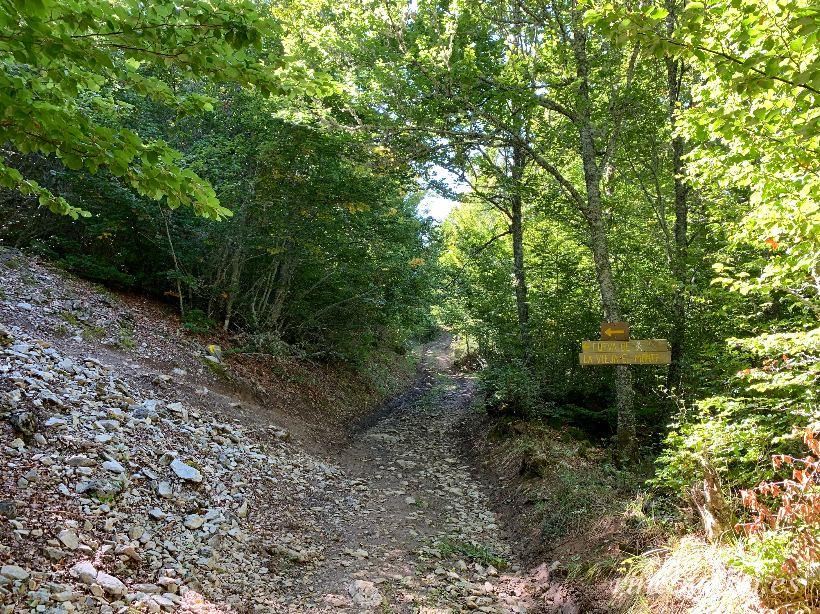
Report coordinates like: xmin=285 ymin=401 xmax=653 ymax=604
xmin=294 ymin=336 xmax=552 ymax=613
xmin=0 ymin=252 xmax=576 ymax=613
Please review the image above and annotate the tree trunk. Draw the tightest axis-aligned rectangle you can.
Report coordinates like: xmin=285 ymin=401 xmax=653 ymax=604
xmin=691 ymin=460 xmax=732 ymax=542
xmin=268 ymin=257 xmax=293 ymax=330
xmin=666 ymin=129 xmax=688 ymax=394
xmin=223 ymin=245 xmax=242 ymax=331
xmin=574 ymin=18 xmax=637 ymax=464
xmin=510 ymin=145 xmax=532 ymax=367
xmin=586 ymin=202 xmax=637 ymax=463
xmin=664 ymin=9 xmax=689 ymax=396
xmin=161 ymin=208 xmax=185 ymax=318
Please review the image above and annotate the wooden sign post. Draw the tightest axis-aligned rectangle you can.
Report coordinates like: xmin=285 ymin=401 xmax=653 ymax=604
xmin=580 ymin=323 xmax=671 ymax=366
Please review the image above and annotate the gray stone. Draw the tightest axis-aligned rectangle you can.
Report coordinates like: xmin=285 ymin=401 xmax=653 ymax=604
xmin=67 ymin=455 xmax=96 ymax=467
xmin=0 ymin=324 xmax=12 ymax=345
xmin=57 ymin=529 xmax=79 ymax=550
xmin=156 ymin=481 xmax=173 ymax=498
xmin=98 ymin=419 xmax=120 ymax=432
xmin=96 ymin=571 xmax=126 ymax=595
xmin=236 ymin=500 xmax=249 ymax=518
xmin=128 ymin=525 xmax=145 ymax=540
xmin=170 ymin=458 xmax=201 ymax=482
xmin=0 ymin=500 xmax=16 ymax=519
xmin=8 ymin=410 xmax=37 ymax=436
xmin=69 ymin=561 xmax=98 ymax=584
xmin=132 ymin=583 xmax=161 ymax=594
xmin=102 ymin=460 xmax=125 ymax=473
xmin=348 ymin=580 xmax=382 ymax=608
xmin=183 ymin=514 xmax=205 ymax=530
xmin=85 ymin=479 xmax=124 ymax=498
xmin=44 ymin=547 xmax=67 ymax=561
xmin=148 ymin=507 xmax=166 ymax=520
xmin=1 ymin=565 xmax=29 ymax=581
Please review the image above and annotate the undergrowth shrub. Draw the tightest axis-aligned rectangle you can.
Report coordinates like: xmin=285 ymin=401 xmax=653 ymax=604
xmin=653 ymin=395 xmax=804 ymax=494
xmin=478 ymin=361 xmax=539 ymax=417
xmin=58 ymin=253 xmax=136 ymax=287
xmin=539 ymin=465 xmax=631 ymax=540
xmin=733 ymin=426 xmax=820 ymax=611
xmin=181 ymin=309 xmax=217 ymax=334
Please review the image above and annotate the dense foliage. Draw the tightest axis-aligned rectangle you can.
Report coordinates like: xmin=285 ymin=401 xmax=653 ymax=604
xmin=0 ymin=0 xmax=437 ymax=360
xmin=0 ymin=0 xmax=817 ymax=607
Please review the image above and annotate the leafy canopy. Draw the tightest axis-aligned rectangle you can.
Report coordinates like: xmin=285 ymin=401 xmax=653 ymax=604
xmin=0 ymin=0 xmax=334 ymax=219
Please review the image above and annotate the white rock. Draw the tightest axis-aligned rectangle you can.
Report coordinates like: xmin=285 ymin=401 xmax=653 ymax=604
xmin=67 ymin=455 xmax=95 ymax=467
xmin=156 ymin=481 xmax=173 ymax=498
xmin=152 ymin=594 xmax=175 ymax=608
xmin=69 ymin=561 xmax=98 ymax=584
xmin=132 ymin=583 xmax=161 ymax=594
xmin=348 ymin=579 xmax=382 ymax=608
xmin=102 ymin=460 xmax=125 ymax=473
xmin=148 ymin=507 xmax=167 ymax=520
xmin=52 ymin=591 xmax=75 ymax=602
xmin=183 ymin=514 xmax=205 ymax=530
xmin=57 ymin=529 xmax=79 ymax=550
xmin=1 ymin=564 xmax=29 ymax=581
xmin=170 ymin=458 xmax=201 ymax=482
xmin=96 ymin=571 xmax=126 ymax=595
xmin=128 ymin=525 xmax=145 ymax=540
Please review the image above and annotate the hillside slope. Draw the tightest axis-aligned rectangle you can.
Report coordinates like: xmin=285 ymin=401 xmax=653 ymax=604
xmin=0 ymin=251 xmax=419 ymax=612
xmin=0 ymin=250 xmax=768 ymax=614
xmin=0 ymin=251 xmax=573 ymax=613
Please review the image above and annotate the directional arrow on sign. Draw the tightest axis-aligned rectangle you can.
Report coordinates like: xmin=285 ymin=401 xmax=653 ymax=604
xmin=600 ymin=322 xmax=630 ymax=341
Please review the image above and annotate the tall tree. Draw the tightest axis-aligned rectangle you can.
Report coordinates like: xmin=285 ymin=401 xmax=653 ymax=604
xmin=308 ymin=0 xmax=649 ymax=459
xmin=663 ymin=0 xmax=691 ymax=395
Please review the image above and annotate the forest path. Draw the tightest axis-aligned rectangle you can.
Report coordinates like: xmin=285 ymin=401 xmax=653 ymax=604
xmin=274 ymin=336 xmax=576 ymax=613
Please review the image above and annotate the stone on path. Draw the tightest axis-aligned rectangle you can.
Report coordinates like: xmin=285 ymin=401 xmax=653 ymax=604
xmin=170 ymin=458 xmax=202 ymax=482
xmin=348 ymin=579 xmax=382 ymax=608
xmin=57 ymin=529 xmax=79 ymax=550
xmin=69 ymin=561 xmax=98 ymax=584
xmin=96 ymin=571 xmax=126 ymax=595
xmin=1 ymin=565 xmax=29 ymax=581
xmin=102 ymin=459 xmax=126 ymax=473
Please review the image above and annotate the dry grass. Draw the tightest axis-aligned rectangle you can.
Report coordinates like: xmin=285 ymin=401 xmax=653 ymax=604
xmin=613 ymin=536 xmax=768 ymax=613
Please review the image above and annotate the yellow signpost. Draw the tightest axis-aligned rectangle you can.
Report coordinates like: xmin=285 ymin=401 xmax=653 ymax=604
xmin=579 ymin=351 xmax=672 ymax=365
xmin=581 ymin=340 xmax=670 ymax=353
xmin=580 ymin=325 xmax=671 ymax=366
xmin=600 ymin=322 xmax=630 ymax=341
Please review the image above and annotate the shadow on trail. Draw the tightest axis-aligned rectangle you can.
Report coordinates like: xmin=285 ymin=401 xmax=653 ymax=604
xmin=348 ymin=334 xmax=453 ymax=435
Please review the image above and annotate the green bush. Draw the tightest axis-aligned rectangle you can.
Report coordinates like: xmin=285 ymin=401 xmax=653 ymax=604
xmin=58 ymin=254 xmax=135 ymax=287
xmin=653 ymin=395 xmax=804 ymax=495
xmin=182 ymin=309 xmax=217 ymax=334
xmin=539 ymin=465 xmax=627 ymax=540
xmin=479 ymin=360 xmax=539 ymax=417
